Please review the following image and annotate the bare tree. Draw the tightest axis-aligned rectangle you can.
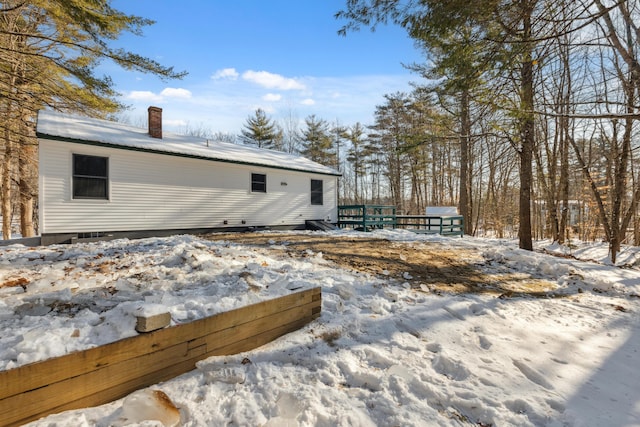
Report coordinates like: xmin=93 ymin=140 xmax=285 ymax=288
xmin=280 ymin=107 xmax=302 ymax=154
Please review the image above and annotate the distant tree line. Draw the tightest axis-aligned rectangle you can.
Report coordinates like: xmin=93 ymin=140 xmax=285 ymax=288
xmin=242 ymin=0 xmax=640 ymax=262
xmin=333 ymin=0 xmax=640 ymax=262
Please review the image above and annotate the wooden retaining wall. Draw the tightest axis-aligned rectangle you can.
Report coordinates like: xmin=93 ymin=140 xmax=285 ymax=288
xmin=0 ymin=288 xmax=321 ymax=427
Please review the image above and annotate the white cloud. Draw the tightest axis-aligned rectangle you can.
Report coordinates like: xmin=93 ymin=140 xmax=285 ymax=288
xmin=263 ymin=93 xmax=282 ymax=102
xmin=127 ymin=91 xmax=163 ymax=103
xmin=211 ymin=68 xmax=239 ymax=80
xmin=248 ymin=104 xmax=276 ymax=114
xmin=160 ymin=88 xmax=192 ymax=99
xmin=121 ymin=73 xmax=420 ymax=133
xmin=242 ymin=70 xmax=305 ymax=90
xmin=125 ymin=88 xmax=191 ymax=105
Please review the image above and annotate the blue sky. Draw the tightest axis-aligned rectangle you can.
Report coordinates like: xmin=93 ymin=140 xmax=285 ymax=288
xmin=106 ymin=1 xmax=425 ymax=134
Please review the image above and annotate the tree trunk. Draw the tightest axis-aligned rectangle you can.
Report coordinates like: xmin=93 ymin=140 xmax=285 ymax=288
xmin=2 ymin=123 xmax=13 ymax=240
xmin=19 ymin=138 xmax=36 ymax=238
xmin=558 ymin=133 xmax=570 ymax=243
xmin=518 ymin=30 xmax=535 ymax=251
xmin=19 ymin=191 xmax=34 ymax=237
xmin=459 ymin=88 xmax=472 ymax=234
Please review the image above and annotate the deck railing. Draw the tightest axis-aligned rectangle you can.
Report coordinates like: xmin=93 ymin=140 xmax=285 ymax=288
xmin=337 ymin=205 xmax=396 ymax=231
xmin=338 ymin=205 xmax=464 ymax=237
xmin=395 ymin=215 xmax=464 ymax=237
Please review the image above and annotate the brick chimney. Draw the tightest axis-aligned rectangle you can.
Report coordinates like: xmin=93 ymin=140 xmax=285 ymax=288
xmin=148 ymin=106 xmax=162 ymax=139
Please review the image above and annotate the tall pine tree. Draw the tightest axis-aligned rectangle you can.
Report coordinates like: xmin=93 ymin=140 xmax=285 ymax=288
xmin=239 ymin=108 xmax=283 ymax=149
xmin=337 ymin=0 xmax=561 ymax=250
xmin=0 ymin=0 xmax=185 ymax=239
xmin=300 ymin=115 xmax=334 ymax=167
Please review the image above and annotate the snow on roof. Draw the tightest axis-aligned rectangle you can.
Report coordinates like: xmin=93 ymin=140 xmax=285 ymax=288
xmin=36 ymin=110 xmax=340 ymax=176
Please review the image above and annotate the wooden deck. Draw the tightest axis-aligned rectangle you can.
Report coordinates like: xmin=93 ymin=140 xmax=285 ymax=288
xmin=338 ymin=205 xmax=463 ymax=237
xmin=396 ymin=215 xmax=464 ymax=237
xmin=338 ymin=205 xmax=397 ymax=231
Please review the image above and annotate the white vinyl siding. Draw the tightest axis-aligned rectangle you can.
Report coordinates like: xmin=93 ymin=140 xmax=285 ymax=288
xmin=39 ymin=139 xmax=337 ymax=234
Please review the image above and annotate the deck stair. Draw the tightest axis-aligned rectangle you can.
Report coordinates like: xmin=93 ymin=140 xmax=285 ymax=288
xmin=305 ymin=220 xmax=339 ymax=231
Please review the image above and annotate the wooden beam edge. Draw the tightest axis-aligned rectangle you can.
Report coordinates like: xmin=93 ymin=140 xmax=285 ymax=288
xmin=0 ymin=290 xmax=321 ymax=425
xmin=0 ymin=287 xmax=320 ymax=398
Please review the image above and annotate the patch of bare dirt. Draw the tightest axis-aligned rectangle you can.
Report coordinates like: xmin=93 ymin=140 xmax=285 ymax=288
xmin=203 ymin=232 xmax=557 ymax=297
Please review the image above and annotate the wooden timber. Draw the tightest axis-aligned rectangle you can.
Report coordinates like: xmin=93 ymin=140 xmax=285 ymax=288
xmin=0 ymin=287 xmax=321 ymax=427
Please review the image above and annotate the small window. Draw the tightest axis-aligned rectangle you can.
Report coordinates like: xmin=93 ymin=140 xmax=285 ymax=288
xmin=73 ymin=154 xmax=108 ymax=199
xmin=311 ymin=179 xmax=323 ymax=205
xmin=251 ymin=173 xmax=266 ymax=193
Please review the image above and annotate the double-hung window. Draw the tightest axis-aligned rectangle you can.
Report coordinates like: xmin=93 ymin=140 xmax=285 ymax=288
xmin=311 ymin=179 xmax=323 ymax=205
xmin=251 ymin=173 xmax=266 ymax=193
xmin=73 ymin=154 xmax=109 ymax=199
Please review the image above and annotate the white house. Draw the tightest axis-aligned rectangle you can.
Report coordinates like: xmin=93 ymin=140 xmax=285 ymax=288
xmin=37 ymin=107 xmax=340 ymax=245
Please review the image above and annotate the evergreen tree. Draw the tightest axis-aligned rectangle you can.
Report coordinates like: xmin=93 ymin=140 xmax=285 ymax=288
xmin=405 ymin=8 xmax=491 ymax=235
xmin=0 ymin=0 xmax=185 ymax=239
xmin=300 ymin=115 xmax=334 ymax=166
xmin=345 ymin=122 xmax=367 ymax=204
xmin=337 ymin=0 xmax=556 ymax=250
xmin=239 ymin=108 xmax=283 ymax=149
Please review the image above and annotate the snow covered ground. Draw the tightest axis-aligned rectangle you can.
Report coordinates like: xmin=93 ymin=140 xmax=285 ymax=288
xmin=1 ymin=230 xmax=639 ymax=426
